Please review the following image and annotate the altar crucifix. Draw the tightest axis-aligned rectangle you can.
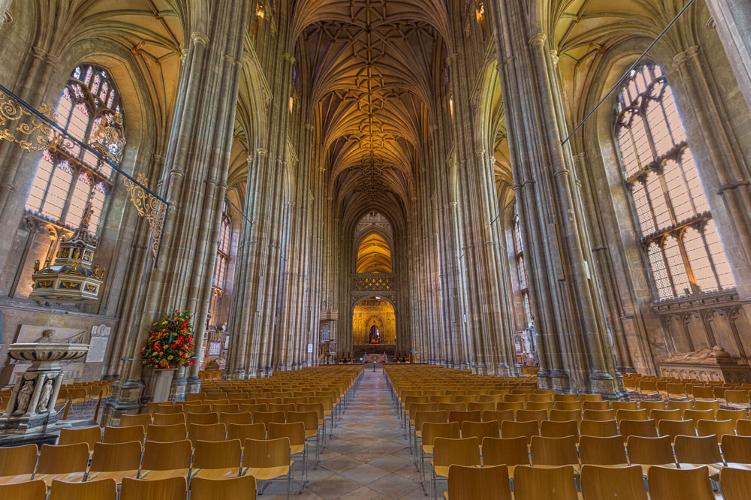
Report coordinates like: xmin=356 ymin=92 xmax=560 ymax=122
xmin=368 ymin=324 xmax=381 ymax=345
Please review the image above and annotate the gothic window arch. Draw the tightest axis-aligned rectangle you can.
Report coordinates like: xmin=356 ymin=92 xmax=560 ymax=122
xmin=209 ymin=200 xmax=232 ymax=326
xmin=25 ymin=64 xmax=124 ymax=236
xmin=513 ymin=212 xmax=532 ymax=327
xmin=614 ymin=63 xmax=734 ymax=300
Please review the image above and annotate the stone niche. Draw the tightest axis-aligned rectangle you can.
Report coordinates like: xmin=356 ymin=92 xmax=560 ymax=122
xmin=658 ymin=346 xmax=751 ymax=383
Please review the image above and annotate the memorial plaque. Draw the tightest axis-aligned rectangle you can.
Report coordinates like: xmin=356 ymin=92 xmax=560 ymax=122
xmin=85 ymin=336 xmax=109 ymax=363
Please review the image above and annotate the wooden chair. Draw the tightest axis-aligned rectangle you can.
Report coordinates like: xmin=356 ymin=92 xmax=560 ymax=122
xmin=49 ymin=478 xmax=117 ymax=500
xmin=481 ymin=436 xmax=530 ymax=479
xmin=657 ymin=419 xmax=696 ymax=441
xmin=640 ymin=400 xmax=666 ymax=412
xmin=146 ymin=423 xmax=187 ymax=442
xmin=461 ymin=420 xmax=499 ymax=441
xmin=579 ymin=435 xmax=627 ymax=465
xmin=218 ymin=412 xmax=253 ymax=425
xmin=501 ymin=420 xmax=539 ymax=441
xmin=583 ymin=409 xmax=616 ymax=421
xmin=673 ymin=435 xmax=723 ymax=476
xmin=692 ymin=400 xmax=720 ymax=413
xmin=140 ymin=439 xmax=192 ymax=480
xmin=611 ymin=401 xmax=639 ymax=411
xmin=414 ymin=411 xmax=450 ymax=453
xmin=540 ymin=420 xmax=578 ymax=438
xmin=212 ymin=404 xmax=240 ymax=413
xmin=267 ymin=422 xmax=308 ymax=482
xmin=480 ymin=410 xmax=514 ymax=423
xmin=151 ymin=413 xmax=185 ymax=426
xmin=582 ymin=401 xmax=610 ymax=411
xmin=102 ymin=425 xmax=145 ymax=444
xmin=553 ymin=402 xmax=582 ymax=412
xmin=252 ymin=411 xmax=285 ymax=426
xmin=286 ymin=410 xmax=322 ymax=463
xmin=88 ymin=441 xmax=142 ymax=484
xmin=188 ymin=423 xmax=227 ymax=443
xmin=190 ymin=476 xmax=256 ymax=500
xmin=516 ymin=409 xmax=548 ymax=424
xmin=647 ymin=465 xmax=714 ymax=500
xmin=514 ymin=465 xmax=578 ymax=500
xmin=724 ymin=390 xmax=750 ymax=408
xmin=0 ymin=480 xmax=47 ymax=500
xmin=0 ymin=444 xmax=38 ymax=484
xmin=192 ymin=439 xmax=242 ymax=479
xmin=626 ymin=436 xmax=676 ymax=476
xmin=36 ymin=443 xmax=90 ymax=486
xmin=650 ymin=409 xmax=683 ymax=425
xmin=717 ymin=409 xmax=747 ymax=422
xmin=696 ymin=419 xmax=734 ymax=442
xmin=241 ymin=438 xmax=292 ymax=498
xmin=578 ymin=394 xmax=603 ymax=403
xmin=580 ymin=465 xmax=647 ymax=500
xmin=227 ymin=423 xmax=266 ymax=441
xmin=496 ymin=401 xmax=525 ymax=412
xmin=580 ymin=419 xmax=618 ymax=437
xmin=683 ymin=409 xmax=715 ymax=427
xmin=616 ymin=409 xmax=649 ymax=424
xmin=432 ymin=437 xmax=481 ymax=498
xmin=119 ymin=414 xmax=152 ymax=427
xmin=620 ymin=418 xmax=658 ymax=438
xmin=186 ymin=412 xmax=219 ymax=425
xmin=549 ymin=409 xmax=581 ymax=422
xmin=525 ymin=401 xmax=554 ymax=412
xmin=721 ymin=434 xmax=751 ymax=465
xmin=467 ymin=402 xmax=495 ymax=412
xmin=737 ymin=419 xmax=751 ymax=436
xmin=530 ymin=435 xmax=579 ymax=469
xmin=57 ymin=426 xmax=101 ymax=451
xmin=445 ymin=465 xmax=511 ymax=500
xmin=666 ymin=400 xmax=693 ymax=411
xmin=720 ymin=466 xmax=751 ymax=500
xmin=120 ymin=477 xmax=187 ymax=500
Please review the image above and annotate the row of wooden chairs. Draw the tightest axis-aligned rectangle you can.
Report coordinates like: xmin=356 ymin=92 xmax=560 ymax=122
xmin=0 ymin=475 xmax=257 ymax=500
xmin=444 ymin=463 xmax=750 ymax=500
xmin=424 ymin=434 xmax=751 ymax=498
xmin=0 ymin=438 xmax=294 ymax=497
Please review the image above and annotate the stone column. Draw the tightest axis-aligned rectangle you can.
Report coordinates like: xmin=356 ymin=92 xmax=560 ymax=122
xmin=115 ymin=0 xmax=249 ymax=402
xmin=489 ymin=0 xmax=622 ymax=394
xmin=705 ymin=0 xmax=751 ymax=109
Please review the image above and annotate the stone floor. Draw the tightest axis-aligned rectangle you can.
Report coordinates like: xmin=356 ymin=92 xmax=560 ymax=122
xmin=262 ymin=366 xmax=427 ymax=499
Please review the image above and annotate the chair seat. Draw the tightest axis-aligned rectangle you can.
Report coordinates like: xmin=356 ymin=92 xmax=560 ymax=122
xmin=0 ymin=474 xmax=33 ymax=485
xmin=87 ymin=470 xmax=139 ymax=484
xmin=305 ymin=430 xmax=317 ymax=438
xmin=244 ymin=463 xmax=292 ymax=481
xmin=678 ymin=463 xmax=723 ymax=478
xmin=422 ymin=444 xmax=434 ymax=455
xmin=638 ymin=463 xmax=679 ymax=477
xmin=192 ymin=468 xmax=241 ymax=480
xmin=139 ymin=468 xmax=190 ymax=480
xmin=35 ymin=472 xmax=85 ymax=486
xmin=290 ymin=444 xmax=305 ymax=454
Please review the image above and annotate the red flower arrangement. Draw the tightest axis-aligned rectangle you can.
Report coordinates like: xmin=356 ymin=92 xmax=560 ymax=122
xmin=141 ymin=309 xmax=195 ymax=369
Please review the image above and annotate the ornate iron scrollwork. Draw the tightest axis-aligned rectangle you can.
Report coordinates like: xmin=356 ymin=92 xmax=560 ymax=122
xmin=122 ymin=173 xmax=166 ymax=258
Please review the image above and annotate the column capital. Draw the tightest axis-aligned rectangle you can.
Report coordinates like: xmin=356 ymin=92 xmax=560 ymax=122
xmin=191 ymin=32 xmax=210 ymax=46
xmin=673 ymin=45 xmax=701 ymax=68
xmin=529 ymin=32 xmax=547 ymax=48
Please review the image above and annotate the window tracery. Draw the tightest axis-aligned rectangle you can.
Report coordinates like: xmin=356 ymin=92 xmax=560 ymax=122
xmin=25 ymin=64 xmax=123 ymax=236
xmin=615 ymin=64 xmax=734 ymax=300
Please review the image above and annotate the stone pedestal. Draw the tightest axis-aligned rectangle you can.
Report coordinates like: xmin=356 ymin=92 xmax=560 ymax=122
xmin=150 ymin=369 xmax=175 ymax=403
xmin=0 ymin=343 xmax=88 ymax=435
xmin=659 ymin=359 xmax=751 ymax=383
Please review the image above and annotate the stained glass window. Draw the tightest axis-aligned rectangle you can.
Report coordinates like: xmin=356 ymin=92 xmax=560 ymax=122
xmin=615 ymin=64 xmax=734 ymax=300
xmin=25 ymin=64 xmax=123 ymax=235
xmin=513 ymin=213 xmax=533 ymax=327
xmin=209 ymin=201 xmax=232 ymax=326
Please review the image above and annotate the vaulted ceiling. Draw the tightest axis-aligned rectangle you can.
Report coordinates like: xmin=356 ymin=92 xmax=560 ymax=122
xmin=293 ymin=0 xmax=449 ymax=223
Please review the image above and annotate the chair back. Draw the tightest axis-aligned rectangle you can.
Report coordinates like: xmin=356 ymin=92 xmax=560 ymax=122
xmin=530 ymin=435 xmax=578 ymax=466
xmin=90 ymin=441 xmax=142 ymax=472
xmin=481 ymin=436 xmax=530 ymax=467
xmin=721 ymin=434 xmax=751 ymax=464
xmin=103 ymin=425 xmax=145 ymax=444
xmin=446 ymin=465 xmax=511 ymax=500
xmin=580 ymin=465 xmax=647 ymax=500
xmin=190 ymin=476 xmax=256 ymax=500
xmin=514 ymin=465 xmax=578 ymax=500
xmin=38 ymin=443 xmax=89 ymax=474
xmin=540 ymin=420 xmax=579 ymax=438
xmin=193 ymin=439 xmax=242 ymax=469
xmin=142 ymin=440 xmax=192 ymax=471
xmin=188 ymin=423 xmax=227 ymax=443
xmin=146 ymin=423 xmax=187 ymax=442
xmin=433 ymin=437 xmax=481 ymax=468
xmin=241 ymin=438 xmax=290 ymax=468
xmin=720 ymin=466 xmax=751 ymax=500
xmin=58 ymin=426 xmax=101 ymax=449
xmin=501 ymin=419 xmax=539 ymax=441
xmin=580 ymin=419 xmax=618 ymax=437
xmin=121 ymin=477 xmax=187 ymax=500
xmin=49 ymin=478 xmax=117 ymax=500
xmin=0 ymin=480 xmax=46 ymax=500
xmin=461 ymin=420 xmax=500 ymax=440
xmin=626 ymin=436 xmax=676 ymax=465
xmin=227 ymin=423 xmax=266 ymax=441
xmin=673 ymin=435 xmax=722 ymax=464
xmin=647 ymin=465 xmax=714 ymax=500
xmin=579 ymin=435 xmax=627 ymax=465
xmin=0 ymin=444 xmax=38 ymax=477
